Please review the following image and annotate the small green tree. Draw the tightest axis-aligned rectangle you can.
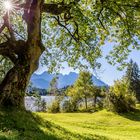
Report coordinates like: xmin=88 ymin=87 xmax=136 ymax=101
xmin=104 ymin=79 xmax=136 ymax=113
xmin=67 ymin=71 xmax=95 ymax=110
xmin=66 ymin=86 xmax=80 ymax=111
xmin=75 ymin=71 xmax=94 ymax=110
xmin=48 ymin=76 xmax=59 ymax=95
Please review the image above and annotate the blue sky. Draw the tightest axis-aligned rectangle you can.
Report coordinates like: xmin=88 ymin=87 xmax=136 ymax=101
xmin=97 ymin=43 xmax=140 ymax=85
xmin=36 ymin=42 xmax=140 ymax=86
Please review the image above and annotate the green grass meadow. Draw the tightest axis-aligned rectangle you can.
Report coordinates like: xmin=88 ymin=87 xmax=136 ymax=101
xmin=1 ymin=107 xmax=140 ymax=140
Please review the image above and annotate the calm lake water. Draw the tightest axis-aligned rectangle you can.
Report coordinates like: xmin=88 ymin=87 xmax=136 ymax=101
xmin=25 ymin=96 xmax=56 ymax=112
xmin=25 ymin=96 xmax=69 ymax=112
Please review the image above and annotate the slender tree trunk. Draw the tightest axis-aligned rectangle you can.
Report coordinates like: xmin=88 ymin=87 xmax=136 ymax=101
xmin=85 ymin=97 xmax=88 ymax=110
xmin=93 ymin=95 xmax=97 ymax=108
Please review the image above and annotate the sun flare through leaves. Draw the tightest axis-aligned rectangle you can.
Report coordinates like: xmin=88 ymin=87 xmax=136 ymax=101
xmin=0 ymin=0 xmax=20 ymax=17
xmin=3 ymin=1 xmax=13 ymax=11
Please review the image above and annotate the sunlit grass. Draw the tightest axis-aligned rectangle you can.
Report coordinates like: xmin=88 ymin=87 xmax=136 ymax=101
xmin=1 ymin=106 xmax=140 ymax=140
xmin=38 ymin=110 xmax=140 ymax=140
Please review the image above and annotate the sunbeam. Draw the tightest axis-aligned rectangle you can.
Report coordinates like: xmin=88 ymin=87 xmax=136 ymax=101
xmin=3 ymin=1 xmax=13 ymax=11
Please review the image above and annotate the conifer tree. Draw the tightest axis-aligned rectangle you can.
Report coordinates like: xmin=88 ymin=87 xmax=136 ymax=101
xmin=125 ymin=59 xmax=140 ymax=101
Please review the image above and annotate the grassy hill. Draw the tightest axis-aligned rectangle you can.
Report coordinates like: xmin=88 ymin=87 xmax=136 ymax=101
xmin=1 ymin=107 xmax=140 ymax=140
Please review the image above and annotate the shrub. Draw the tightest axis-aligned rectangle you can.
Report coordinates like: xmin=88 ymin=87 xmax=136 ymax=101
xmin=104 ymin=92 xmax=136 ymax=113
xmin=60 ymin=100 xmax=74 ymax=113
xmin=104 ymin=79 xmax=136 ymax=113
xmin=96 ymin=99 xmax=104 ymax=110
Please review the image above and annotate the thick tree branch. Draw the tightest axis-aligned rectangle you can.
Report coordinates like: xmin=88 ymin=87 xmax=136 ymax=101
xmin=42 ymin=0 xmax=80 ymax=15
xmin=42 ymin=3 xmax=70 ymax=15
xmin=0 ymin=42 xmax=17 ymax=63
xmin=0 ymin=40 xmax=26 ymax=63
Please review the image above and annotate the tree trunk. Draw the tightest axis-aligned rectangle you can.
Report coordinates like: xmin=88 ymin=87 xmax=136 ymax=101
xmin=0 ymin=0 xmax=44 ymax=108
xmin=93 ymin=96 xmax=97 ymax=108
xmin=0 ymin=47 xmax=42 ymax=108
xmin=85 ymin=97 xmax=88 ymax=110
xmin=0 ymin=69 xmax=29 ymax=108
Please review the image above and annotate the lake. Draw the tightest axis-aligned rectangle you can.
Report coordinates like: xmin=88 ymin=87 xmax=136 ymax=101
xmin=25 ymin=96 xmax=56 ymax=112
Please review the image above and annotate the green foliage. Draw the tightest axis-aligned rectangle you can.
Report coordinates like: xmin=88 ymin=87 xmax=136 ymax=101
xmin=91 ymin=86 xmax=102 ymax=107
xmin=41 ymin=0 xmax=140 ymax=71
xmin=75 ymin=71 xmax=94 ymax=98
xmin=66 ymin=85 xmax=82 ymax=111
xmin=60 ymin=100 xmax=74 ymax=113
xmin=125 ymin=59 xmax=140 ymax=101
xmin=66 ymin=71 xmax=102 ymax=111
xmin=48 ymin=76 xmax=59 ymax=95
xmin=67 ymin=71 xmax=94 ymax=110
xmin=0 ymin=56 xmax=13 ymax=82
xmin=104 ymin=79 xmax=136 ymax=113
xmin=0 ymin=0 xmax=140 ymax=72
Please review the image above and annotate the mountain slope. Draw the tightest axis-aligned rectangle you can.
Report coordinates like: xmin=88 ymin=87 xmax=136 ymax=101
xmin=31 ymin=72 xmax=108 ymax=89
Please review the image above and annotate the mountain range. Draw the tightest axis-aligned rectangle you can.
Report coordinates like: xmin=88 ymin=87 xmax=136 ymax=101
xmin=30 ymin=72 xmax=108 ymax=89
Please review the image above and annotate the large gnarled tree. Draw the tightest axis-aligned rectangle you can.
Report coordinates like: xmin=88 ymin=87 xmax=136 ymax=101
xmin=0 ymin=0 xmax=140 ymax=108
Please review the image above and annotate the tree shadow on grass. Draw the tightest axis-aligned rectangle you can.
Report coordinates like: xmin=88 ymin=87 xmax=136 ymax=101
xmin=0 ymin=107 xmax=110 ymax=140
xmin=0 ymin=107 xmax=59 ymax=140
xmin=119 ymin=109 xmax=140 ymax=121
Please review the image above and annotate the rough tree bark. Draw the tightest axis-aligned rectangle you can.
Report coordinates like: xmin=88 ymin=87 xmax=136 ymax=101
xmin=0 ymin=0 xmax=44 ymax=108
